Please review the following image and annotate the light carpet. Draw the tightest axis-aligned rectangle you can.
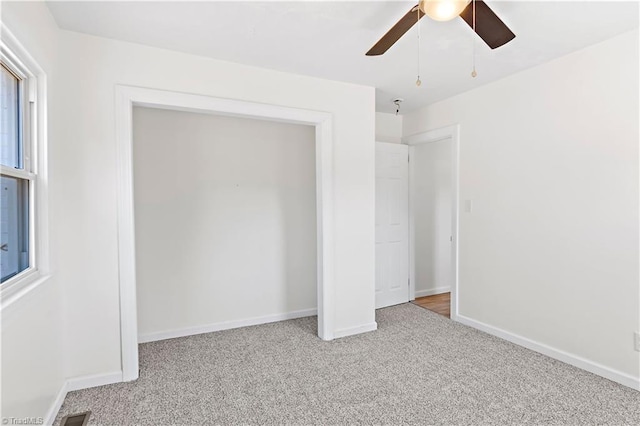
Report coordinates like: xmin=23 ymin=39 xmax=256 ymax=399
xmin=54 ymin=303 xmax=640 ymax=425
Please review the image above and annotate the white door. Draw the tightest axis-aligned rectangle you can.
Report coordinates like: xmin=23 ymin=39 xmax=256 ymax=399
xmin=375 ymin=142 xmax=409 ymax=309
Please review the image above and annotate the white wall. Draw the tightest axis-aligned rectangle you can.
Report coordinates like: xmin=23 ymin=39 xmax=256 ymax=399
xmin=404 ymin=29 xmax=640 ymax=381
xmin=54 ymin=29 xmax=375 ymax=380
xmin=133 ymin=108 xmax=317 ymax=339
xmin=375 ymin=112 xmax=403 ymax=144
xmin=0 ymin=1 xmax=65 ymax=421
xmin=411 ymin=139 xmax=452 ymax=297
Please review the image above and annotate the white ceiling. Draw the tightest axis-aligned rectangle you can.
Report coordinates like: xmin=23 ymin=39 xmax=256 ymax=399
xmin=46 ymin=1 xmax=639 ymax=113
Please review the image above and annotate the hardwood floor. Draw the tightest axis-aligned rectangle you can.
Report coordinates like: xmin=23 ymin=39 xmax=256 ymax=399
xmin=412 ymin=293 xmax=450 ymax=318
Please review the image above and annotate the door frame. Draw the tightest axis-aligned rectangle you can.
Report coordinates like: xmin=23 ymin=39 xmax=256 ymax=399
xmin=115 ymin=85 xmax=335 ymax=382
xmin=404 ymin=124 xmax=460 ymax=320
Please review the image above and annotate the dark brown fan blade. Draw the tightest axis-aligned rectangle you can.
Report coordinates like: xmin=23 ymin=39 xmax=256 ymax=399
xmin=459 ymin=0 xmax=515 ymax=49
xmin=366 ymin=5 xmax=424 ymax=56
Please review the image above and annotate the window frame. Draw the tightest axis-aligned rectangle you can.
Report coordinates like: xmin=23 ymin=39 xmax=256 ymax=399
xmin=0 ymin=24 xmax=50 ymax=308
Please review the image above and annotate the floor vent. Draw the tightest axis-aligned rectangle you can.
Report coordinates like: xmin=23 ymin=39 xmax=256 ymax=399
xmin=60 ymin=411 xmax=91 ymax=426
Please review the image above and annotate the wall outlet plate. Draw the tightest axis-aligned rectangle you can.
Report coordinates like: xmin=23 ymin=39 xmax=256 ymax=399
xmin=634 ymin=332 xmax=640 ymax=352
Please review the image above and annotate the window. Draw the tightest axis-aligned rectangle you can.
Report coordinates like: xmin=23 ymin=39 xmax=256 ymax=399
xmin=1 ymin=62 xmax=31 ymax=283
xmin=0 ymin=36 xmax=42 ymax=293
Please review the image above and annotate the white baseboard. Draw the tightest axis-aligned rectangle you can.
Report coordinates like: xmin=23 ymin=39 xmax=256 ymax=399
xmin=66 ymin=371 xmax=123 ymax=392
xmin=414 ymin=286 xmax=451 ymax=298
xmin=44 ymin=371 xmax=123 ymax=425
xmin=333 ymin=322 xmax=378 ymax=339
xmin=456 ymin=314 xmax=640 ymax=391
xmin=138 ymin=308 xmax=318 ymax=343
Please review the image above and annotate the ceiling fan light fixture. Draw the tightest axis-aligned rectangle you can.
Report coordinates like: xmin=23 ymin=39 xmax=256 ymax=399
xmin=419 ymin=0 xmax=471 ymax=22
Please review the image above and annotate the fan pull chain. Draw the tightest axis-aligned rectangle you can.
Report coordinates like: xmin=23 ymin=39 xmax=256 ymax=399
xmin=416 ymin=6 xmax=422 ymax=87
xmin=471 ymin=0 xmax=477 ymax=78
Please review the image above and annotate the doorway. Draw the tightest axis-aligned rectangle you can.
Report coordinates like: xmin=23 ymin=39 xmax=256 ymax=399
xmin=374 ymin=125 xmax=459 ymax=318
xmin=410 ymin=136 xmax=453 ymax=318
xmin=407 ymin=125 xmax=459 ymax=319
xmin=115 ymin=85 xmax=335 ymax=382
xmin=132 ymin=108 xmax=317 ymax=343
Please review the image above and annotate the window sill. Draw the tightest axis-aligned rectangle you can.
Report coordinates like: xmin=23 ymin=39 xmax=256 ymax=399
xmin=0 ymin=269 xmax=51 ymax=311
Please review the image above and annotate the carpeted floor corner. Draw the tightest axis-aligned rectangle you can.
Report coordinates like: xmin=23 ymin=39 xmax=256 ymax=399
xmin=54 ymin=303 xmax=640 ymax=425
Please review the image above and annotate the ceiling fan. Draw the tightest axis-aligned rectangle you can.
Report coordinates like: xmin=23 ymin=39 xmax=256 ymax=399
xmin=366 ymin=0 xmax=515 ymax=56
